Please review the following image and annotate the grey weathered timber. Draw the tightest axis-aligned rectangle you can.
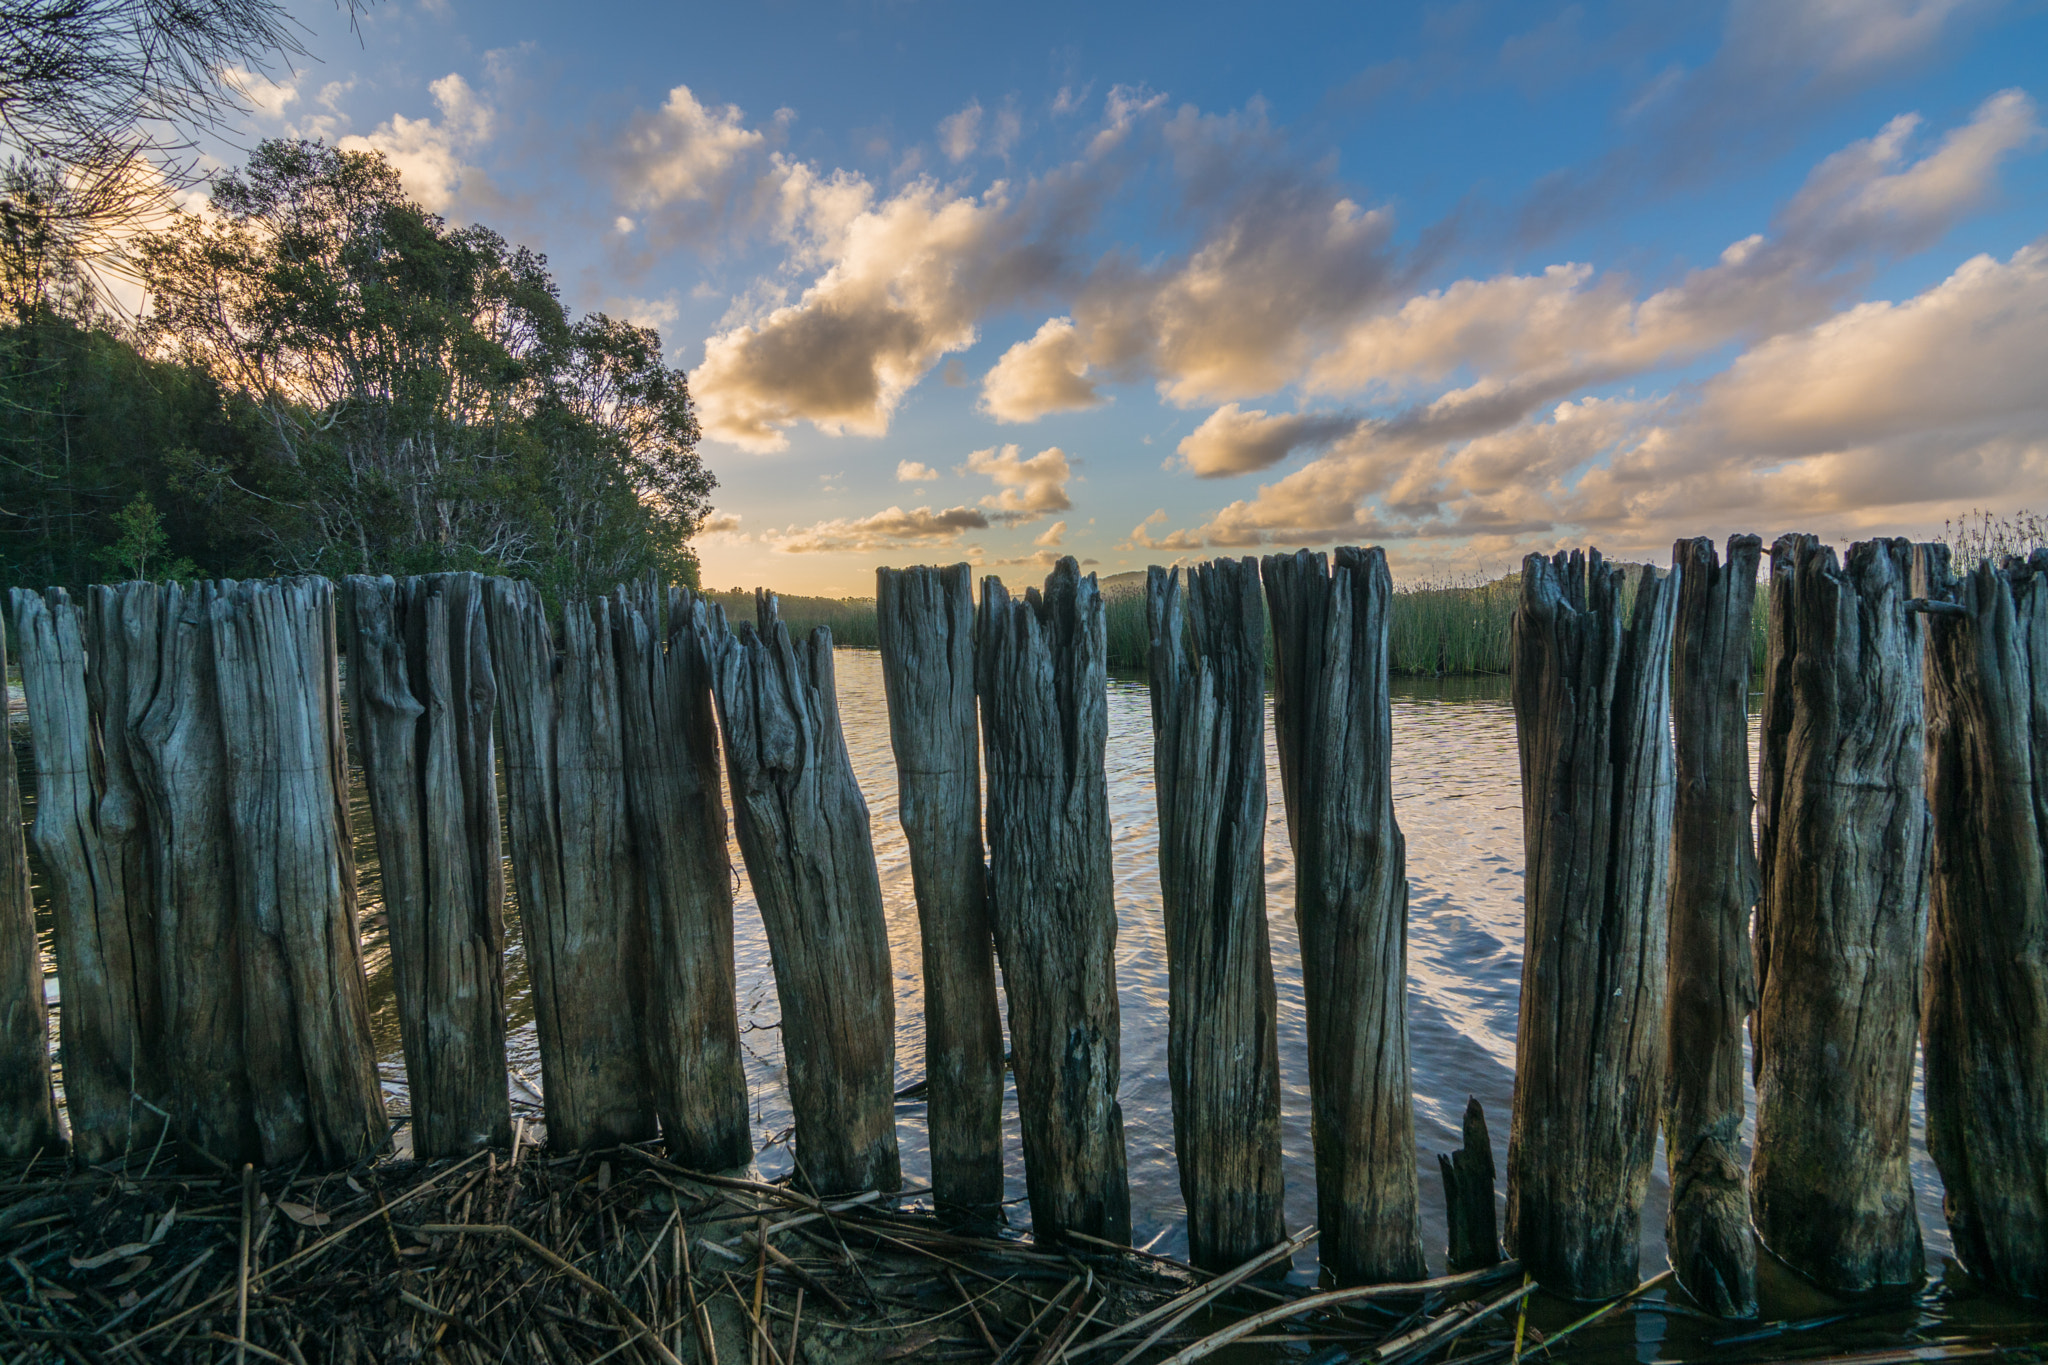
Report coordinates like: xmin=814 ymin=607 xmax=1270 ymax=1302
xmin=1752 ymin=535 xmax=1929 ymax=1294
xmin=699 ymin=593 xmax=899 ymax=1196
xmin=0 ymin=606 xmax=61 ymax=1157
xmin=211 ymin=578 xmax=386 ymax=1167
xmin=1913 ymin=545 xmax=2048 ymax=1300
xmin=1261 ymin=546 xmax=1424 ymax=1284
xmin=1663 ymin=535 xmax=1762 ymax=1318
xmin=1439 ymin=1097 xmax=1501 ymax=1273
xmin=874 ymin=565 xmax=1004 ymax=1216
xmin=486 ymin=581 xmax=656 ymax=1152
xmin=612 ymin=583 xmax=749 ymax=1172
xmin=1145 ymin=559 xmax=1285 ymax=1270
xmin=344 ymin=574 xmax=510 ymax=1159
xmin=975 ymin=558 xmax=1130 ymax=1246
xmin=9 ymin=587 xmax=161 ymax=1164
xmin=1507 ymin=548 xmax=1678 ymax=1302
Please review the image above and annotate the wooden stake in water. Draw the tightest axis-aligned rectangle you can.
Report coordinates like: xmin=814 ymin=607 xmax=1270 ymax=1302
xmin=0 ymin=603 xmax=61 ymax=1158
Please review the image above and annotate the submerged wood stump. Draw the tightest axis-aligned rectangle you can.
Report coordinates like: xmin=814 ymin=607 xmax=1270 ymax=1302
xmin=700 ymin=593 xmax=899 ymax=1196
xmin=975 ymin=559 xmax=1131 ymax=1245
xmin=1261 ymin=546 xmax=1424 ymax=1284
xmin=1914 ymin=545 xmax=2048 ymax=1300
xmin=875 ymin=565 xmax=1005 ymax=1216
xmin=1752 ymin=535 xmax=1929 ymax=1294
xmin=0 ymin=606 xmax=61 ymax=1157
xmin=344 ymin=574 xmax=511 ymax=1159
xmin=1146 ymin=559 xmax=1285 ymax=1270
xmin=1440 ymin=1097 xmax=1501 ymax=1273
xmin=1507 ymin=548 xmax=1678 ymax=1302
xmin=1664 ymin=535 xmax=1762 ymax=1318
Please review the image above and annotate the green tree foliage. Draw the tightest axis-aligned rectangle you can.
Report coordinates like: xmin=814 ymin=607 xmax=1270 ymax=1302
xmin=97 ymin=493 xmax=194 ymax=581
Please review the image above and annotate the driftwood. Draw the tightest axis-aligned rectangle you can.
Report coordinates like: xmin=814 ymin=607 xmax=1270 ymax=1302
xmin=1506 ymin=548 xmax=1678 ymax=1301
xmin=0 ymin=605 xmax=60 ymax=1157
xmin=874 ymin=565 xmax=1004 ymax=1215
xmin=343 ymin=574 xmax=510 ymax=1159
xmin=1663 ymin=534 xmax=1762 ymax=1318
xmin=975 ymin=558 xmax=1130 ymax=1245
xmin=1915 ymin=545 xmax=2048 ymax=1300
xmin=612 ymin=583 xmax=750 ymax=1172
xmin=699 ymin=593 xmax=899 ymax=1196
xmin=1145 ymin=559 xmax=1285 ymax=1270
xmin=1260 ymin=547 xmax=1423 ymax=1284
xmin=1439 ymin=1096 xmax=1501 ymax=1272
xmin=1752 ymin=535 xmax=1929 ymax=1293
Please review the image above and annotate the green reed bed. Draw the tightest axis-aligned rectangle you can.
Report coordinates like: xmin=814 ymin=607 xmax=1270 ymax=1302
xmin=704 ymin=588 xmax=882 ymax=649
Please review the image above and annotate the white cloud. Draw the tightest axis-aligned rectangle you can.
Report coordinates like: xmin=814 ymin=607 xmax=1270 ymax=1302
xmin=618 ymin=86 xmax=768 ymax=209
xmin=700 ymin=512 xmax=744 ymax=535
xmin=939 ymin=101 xmax=982 ymax=162
xmin=1034 ymin=520 xmax=1067 ymax=547
xmin=768 ymin=505 xmax=991 ymax=553
xmin=896 ymin=460 xmax=940 ymax=482
xmin=1175 ymin=404 xmax=1364 ymax=477
xmin=340 ymin=73 xmax=494 ymax=213
xmin=965 ymin=444 xmax=1072 ymax=518
xmin=223 ymin=67 xmax=298 ymax=120
xmin=979 ymin=317 xmax=1103 ymax=421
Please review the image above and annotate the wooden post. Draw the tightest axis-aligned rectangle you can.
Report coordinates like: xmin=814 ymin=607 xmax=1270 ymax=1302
xmin=1914 ymin=545 xmax=2048 ymax=1300
xmin=874 ymin=565 xmax=1004 ymax=1217
xmin=211 ymin=578 xmax=387 ymax=1167
xmin=613 ymin=583 xmax=750 ymax=1173
xmin=974 ymin=558 xmax=1130 ymax=1246
xmin=1752 ymin=535 xmax=1929 ymax=1293
xmin=1439 ymin=1097 xmax=1501 ymax=1273
xmin=1145 ymin=559 xmax=1285 ymax=1270
xmin=9 ymin=587 xmax=162 ymax=1164
xmin=0 ymin=604 xmax=61 ymax=1157
xmin=343 ymin=574 xmax=511 ymax=1159
xmin=1261 ymin=546 xmax=1424 ymax=1284
xmin=486 ymin=580 xmax=656 ymax=1152
xmin=1664 ymin=535 xmax=1762 ymax=1318
xmin=698 ymin=593 xmax=900 ymax=1196
xmin=1507 ymin=548 xmax=1678 ymax=1301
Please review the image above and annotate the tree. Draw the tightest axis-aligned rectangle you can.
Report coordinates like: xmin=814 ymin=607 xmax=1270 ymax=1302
xmin=97 ymin=492 xmax=195 ymax=580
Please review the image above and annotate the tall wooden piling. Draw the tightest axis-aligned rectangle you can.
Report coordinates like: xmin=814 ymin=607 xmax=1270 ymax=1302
xmin=1752 ymin=535 xmax=1928 ymax=1293
xmin=1146 ymin=559 xmax=1285 ymax=1270
xmin=1262 ymin=546 xmax=1425 ymax=1284
xmin=1664 ymin=535 xmax=1762 ymax=1318
xmin=875 ymin=565 xmax=1005 ymax=1216
xmin=1440 ymin=1097 xmax=1502 ymax=1272
xmin=975 ymin=559 xmax=1131 ymax=1245
xmin=1914 ymin=545 xmax=2048 ymax=1300
xmin=1507 ymin=548 xmax=1678 ymax=1301
xmin=0 ymin=606 xmax=61 ymax=1157
xmin=344 ymin=574 xmax=511 ymax=1159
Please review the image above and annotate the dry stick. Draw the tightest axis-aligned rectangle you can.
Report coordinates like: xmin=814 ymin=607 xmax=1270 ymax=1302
xmin=418 ymin=1224 xmax=685 ymax=1365
xmin=948 ymin=1268 xmax=1002 ymax=1356
xmin=678 ymin=1212 xmax=718 ymax=1365
xmin=720 ymin=1270 xmax=791 ymax=1365
xmin=236 ymin=1163 xmax=255 ymax=1365
xmin=1525 ymin=1268 xmax=1673 ymax=1359
xmin=1030 ymin=1274 xmax=1092 ymax=1365
xmin=1372 ymin=1280 xmax=1536 ymax=1363
xmin=752 ymin=1216 xmax=769 ymax=1365
xmin=1150 ymin=1264 xmax=1523 ymax=1365
xmin=1076 ymin=1226 xmax=1315 ymax=1364
xmin=1510 ymin=1275 xmax=1531 ymax=1365
xmin=992 ymin=1276 xmax=1081 ymax=1365
xmin=787 ymin=1287 xmax=803 ymax=1365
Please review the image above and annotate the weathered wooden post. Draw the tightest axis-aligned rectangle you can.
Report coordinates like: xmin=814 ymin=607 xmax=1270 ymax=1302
xmin=1261 ymin=546 xmax=1424 ymax=1284
xmin=0 ymin=605 xmax=61 ymax=1157
xmin=1507 ymin=548 xmax=1678 ymax=1301
xmin=976 ymin=559 xmax=1130 ymax=1245
xmin=612 ymin=583 xmax=751 ymax=1173
xmin=698 ymin=592 xmax=900 ymax=1196
xmin=874 ymin=565 xmax=1005 ymax=1217
xmin=1752 ymin=535 xmax=1928 ymax=1293
xmin=1146 ymin=559 xmax=1286 ymax=1270
xmin=1914 ymin=545 xmax=2048 ymax=1300
xmin=1439 ymin=1098 xmax=1502 ymax=1272
xmin=1664 ymin=535 xmax=1762 ymax=1318
xmin=344 ymin=574 xmax=511 ymax=1159
xmin=486 ymin=581 xmax=656 ymax=1152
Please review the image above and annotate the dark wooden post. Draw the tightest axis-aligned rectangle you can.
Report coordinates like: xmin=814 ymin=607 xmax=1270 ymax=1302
xmin=975 ymin=558 xmax=1130 ymax=1245
xmin=486 ymin=581 xmax=656 ymax=1152
xmin=1752 ymin=535 xmax=1929 ymax=1293
xmin=1507 ymin=548 xmax=1678 ymax=1301
xmin=1145 ymin=559 xmax=1285 ymax=1270
xmin=1914 ymin=545 xmax=2048 ymax=1300
xmin=1440 ymin=1097 xmax=1501 ymax=1273
xmin=344 ymin=574 xmax=511 ymax=1158
xmin=874 ymin=565 xmax=1004 ymax=1217
xmin=0 ymin=604 xmax=61 ymax=1157
xmin=613 ymin=583 xmax=751 ymax=1173
xmin=1664 ymin=535 xmax=1762 ymax=1318
xmin=1261 ymin=546 xmax=1424 ymax=1284
xmin=699 ymin=593 xmax=899 ymax=1196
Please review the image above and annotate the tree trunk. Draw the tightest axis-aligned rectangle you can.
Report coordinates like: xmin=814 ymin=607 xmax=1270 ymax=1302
xmin=699 ymin=593 xmax=899 ymax=1197
xmin=1146 ymin=558 xmax=1285 ymax=1270
xmin=1261 ymin=546 xmax=1424 ymax=1284
xmin=613 ymin=583 xmax=750 ymax=1173
xmin=1440 ymin=1097 xmax=1501 ymax=1273
xmin=1506 ymin=548 xmax=1678 ymax=1302
xmin=974 ymin=558 xmax=1130 ymax=1246
xmin=486 ymin=581 xmax=656 ymax=1153
xmin=1752 ymin=535 xmax=1928 ymax=1294
xmin=1913 ymin=545 xmax=2048 ymax=1300
xmin=343 ymin=574 xmax=511 ymax=1159
xmin=874 ymin=564 xmax=1005 ymax=1218
xmin=0 ymin=605 xmax=61 ymax=1158
xmin=1663 ymin=535 xmax=1762 ymax=1318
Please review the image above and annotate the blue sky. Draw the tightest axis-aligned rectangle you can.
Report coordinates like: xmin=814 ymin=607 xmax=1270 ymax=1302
xmin=223 ymin=0 xmax=2047 ymax=594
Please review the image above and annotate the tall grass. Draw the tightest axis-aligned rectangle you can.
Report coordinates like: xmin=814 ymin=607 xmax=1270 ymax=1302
xmin=701 ymin=589 xmax=882 ymax=649
xmin=1943 ymin=509 xmax=2046 ymax=568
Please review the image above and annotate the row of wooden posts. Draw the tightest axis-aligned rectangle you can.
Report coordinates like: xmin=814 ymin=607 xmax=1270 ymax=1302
xmin=1 ymin=536 xmax=2043 ymax=1314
